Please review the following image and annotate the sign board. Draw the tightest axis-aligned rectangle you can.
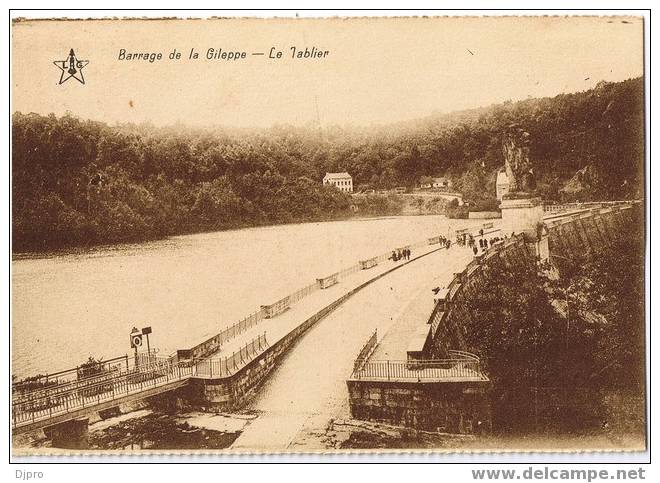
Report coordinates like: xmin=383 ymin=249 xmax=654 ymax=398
xmin=130 ymin=328 xmax=143 ymax=349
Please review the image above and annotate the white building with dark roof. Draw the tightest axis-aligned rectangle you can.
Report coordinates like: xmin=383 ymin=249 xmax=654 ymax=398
xmin=432 ymin=177 xmax=452 ymax=189
xmin=323 ymin=172 xmax=353 ymax=193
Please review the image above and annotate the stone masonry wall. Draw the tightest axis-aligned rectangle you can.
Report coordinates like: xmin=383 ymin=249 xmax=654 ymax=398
xmin=545 ymin=204 xmax=638 ymax=259
xmin=346 ymin=379 xmax=492 ymax=434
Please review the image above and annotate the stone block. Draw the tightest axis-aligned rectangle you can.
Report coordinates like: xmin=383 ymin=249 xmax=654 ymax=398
xmin=369 ymin=392 xmax=382 ymax=401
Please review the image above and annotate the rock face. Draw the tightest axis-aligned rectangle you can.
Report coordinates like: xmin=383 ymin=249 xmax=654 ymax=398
xmin=502 ymin=125 xmax=536 ymax=197
xmin=560 ymin=165 xmax=597 ymax=196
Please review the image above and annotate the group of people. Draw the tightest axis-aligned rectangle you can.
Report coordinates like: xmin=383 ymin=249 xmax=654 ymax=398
xmin=470 ymin=235 xmax=504 ymax=255
xmin=388 ymin=228 xmax=508 ymax=263
xmin=391 ymin=247 xmax=412 ymax=262
xmin=437 ymin=236 xmax=452 ymax=249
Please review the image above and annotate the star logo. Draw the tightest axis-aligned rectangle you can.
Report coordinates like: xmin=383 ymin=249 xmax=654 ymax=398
xmin=53 ymin=49 xmax=89 ymax=85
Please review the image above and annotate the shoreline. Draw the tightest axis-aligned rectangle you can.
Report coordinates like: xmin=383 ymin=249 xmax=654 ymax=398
xmin=11 ymin=212 xmax=450 ymax=261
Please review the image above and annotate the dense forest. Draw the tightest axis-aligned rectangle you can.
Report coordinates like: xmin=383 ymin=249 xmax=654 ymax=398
xmin=462 ymin=210 xmax=645 ymax=434
xmin=12 ymin=77 xmax=644 ymax=251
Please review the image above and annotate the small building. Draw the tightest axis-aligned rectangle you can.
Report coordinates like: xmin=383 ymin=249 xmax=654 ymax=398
xmin=419 ymin=178 xmax=433 ymax=189
xmin=323 ymin=172 xmax=353 ymax=193
xmin=496 ymin=169 xmax=510 ymax=200
xmin=432 ymin=177 xmax=452 ymax=190
xmin=420 ymin=176 xmax=452 ymax=190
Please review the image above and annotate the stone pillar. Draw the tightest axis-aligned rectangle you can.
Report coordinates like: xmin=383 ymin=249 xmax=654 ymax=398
xmin=534 ymin=235 xmax=550 ymax=263
xmin=500 ymin=197 xmax=543 ymax=239
xmin=44 ymin=418 xmax=89 ymax=449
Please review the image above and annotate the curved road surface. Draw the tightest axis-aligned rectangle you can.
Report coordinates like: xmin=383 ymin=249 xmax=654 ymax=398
xmin=231 ymin=245 xmax=474 ymax=451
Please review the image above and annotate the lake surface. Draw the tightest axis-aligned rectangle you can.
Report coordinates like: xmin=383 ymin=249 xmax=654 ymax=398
xmin=12 ymin=215 xmax=483 ymax=379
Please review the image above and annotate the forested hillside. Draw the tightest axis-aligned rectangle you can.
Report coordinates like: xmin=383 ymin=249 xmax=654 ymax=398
xmin=12 ymin=77 xmax=644 ymax=251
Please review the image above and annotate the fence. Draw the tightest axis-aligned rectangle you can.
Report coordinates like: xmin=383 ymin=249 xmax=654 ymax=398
xmin=192 ymin=332 xmax=269 ymax=379
xmin=351 ymin=356 xmax=486 ymax=382
xmin=179 ymin=309 xmax=265 ymax=361
xmin=353 ymin=330 xmax=378 ymax=372
xmin=12 ymin=355 xmax=130 ymax=396
xmin=14 ymin=355 xmax=172 ymax=404
xmin=12 ymin=352 xmax=168 ymax=405
xmin=12 ymin=356 xmax=192 ymax=430
xmin=289 ymin=282 xmax=320 ymax=304
xmin=338 ymin=263 xmax=361 ymax=280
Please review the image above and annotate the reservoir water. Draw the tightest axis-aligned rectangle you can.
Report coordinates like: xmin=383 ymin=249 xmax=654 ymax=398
xmin=12 ymin=215 xmax=483 ymax=379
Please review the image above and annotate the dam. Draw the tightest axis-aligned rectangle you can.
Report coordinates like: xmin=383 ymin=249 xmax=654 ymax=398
xmin=11 ymin=201 xmax=641 ymax=449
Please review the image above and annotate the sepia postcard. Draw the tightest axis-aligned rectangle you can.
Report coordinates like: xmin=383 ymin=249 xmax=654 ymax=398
xmin=10 ymin=12 xmax=648 ymax=458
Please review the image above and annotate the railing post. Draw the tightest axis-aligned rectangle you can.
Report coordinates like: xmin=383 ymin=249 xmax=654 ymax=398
xmin=387 ymin=360 xmax=391 ymax=381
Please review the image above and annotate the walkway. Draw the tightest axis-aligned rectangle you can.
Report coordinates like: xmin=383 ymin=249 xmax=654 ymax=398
xmin=205 ymin=242 xmax=443 ymax=361
xmin=369 ymin=248 xmax=473 ymax=361
xmin=230 ymin=244 xmax=475 ymax=451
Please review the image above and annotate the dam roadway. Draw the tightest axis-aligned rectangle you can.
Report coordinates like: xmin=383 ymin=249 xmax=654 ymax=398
xmin=231 ymin=244 xmax=474 ymax=451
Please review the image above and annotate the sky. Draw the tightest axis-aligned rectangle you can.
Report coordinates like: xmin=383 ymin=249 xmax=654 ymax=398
xmin=11 ymin=16 xmax=644 ymax=128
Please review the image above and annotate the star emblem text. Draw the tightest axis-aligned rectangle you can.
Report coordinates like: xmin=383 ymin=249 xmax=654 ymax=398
xmin=53 ymin=49 xmax=89 ymax=85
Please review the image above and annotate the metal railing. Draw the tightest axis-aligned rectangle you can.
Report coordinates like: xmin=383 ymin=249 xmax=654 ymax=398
xmin=192 ymin=332 xmax=269 ymax=379
xmin=352 ymin=356 xmax=487 ymax=382
xmin=289 ymin=282 xmax=320 ymax=304
xmin=13 ymin=331 xmax=273 ymax=429
xmin=12 ymin=353 xmax=165 ymax=404
xmin=12 ymin=355 xmax=130 ymax=395
xmin=353 ymin=330 xmax=378 ymax=372
xmin=338 ymin=264 xmax=361 ymax=280
xmin=12 ymin=357 xmax=192 ymax=430
xmin=180 ymin=308 xmax=265 ymax=360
